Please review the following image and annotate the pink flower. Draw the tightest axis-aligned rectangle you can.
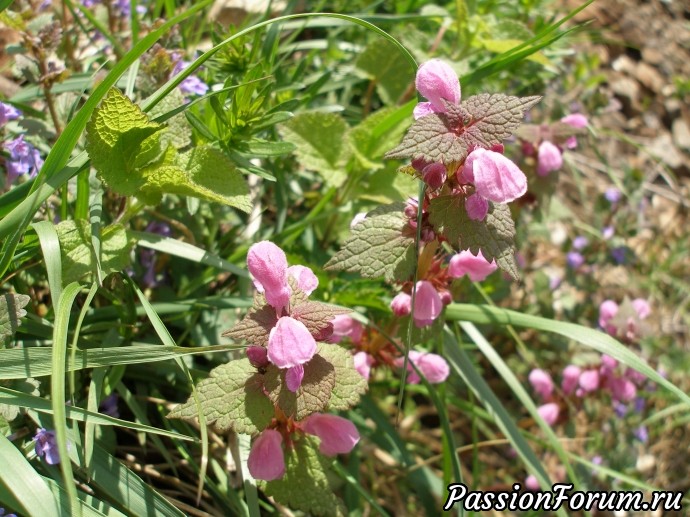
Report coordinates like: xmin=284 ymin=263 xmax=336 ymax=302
xmin=632 ymin=298 xmax=651 ymax=320
xmin=561 ymin=365 xmax=581 ymax=395
xmin=598 ymin=300 xmax=619 ymax=335
xmin=302 ymin=414 xmax=360 ymax=456
xmin=413 ymin=59 xmax=461 ymax=120
xmin=413 ymin=281 xmax=443 ymax=327
xmin=246 ymin=345 xmax=269 ymax=368
xmin=524 ymin=474 xmax=539 ymax=491
xmin=421 ymin=162 xmax=447 ymax=189
xmin=286 ymin=364 xmax=304 ymax=392
xmin=601 ymin=354 xmax=618 ymax=373
xmin=460 ymin=148 xmax=527 ymax=217
xmin=465 ymin=193 xmax=489 ymax=221
xmin=329 ymin=315 xmax=364 ymax=344
xmin=247 ymin=241 xmax=291 ymax=313
xmin=561 ymin=113 xmax=588 ymax=149
xmin=287 ymin=265 xmax=318 ymax=295
xmin=353 ymin=351 xmax=375 ymax=380
xmin=528 ymin=369 xmax=554 ymax=400
xmin=578 ymin=369 xmax=600 ymax=393
xmin=448 ymin=250 xmax=498 ymax=282
xmin=537 ymin=402 xmax=560 ymax=426
xmin=607 ymin=376 xmax=636 ymax=402
xmin=536 ymin=140 xmax=563 ymax=176
xmin=248 ymin=429 xmax=285 ymax=481
xmin=390 ymin=292 xmax=412 ymax=316
xmin=395 ymin=350 xmax=449 ymax=384
xmin=267 ymin=316 xmax=317 ymax=370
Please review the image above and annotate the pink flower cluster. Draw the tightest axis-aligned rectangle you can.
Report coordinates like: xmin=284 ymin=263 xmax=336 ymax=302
xmin=599 ymin=298 xmax=650 ymax=342
xmin=248 ymin=413 xmax=359 ymax=481
xmin=328 ymin=314 xmax=449 ymax=385
xmin=520 ymin=113 xmax=588 ymax=177
xmin=411 ymin=60 xmax=529 ymax=221
xmin=529 ymin=354 xmax=650 ymax=426
xmin=247 ymin=241 xmax=320 ymax=392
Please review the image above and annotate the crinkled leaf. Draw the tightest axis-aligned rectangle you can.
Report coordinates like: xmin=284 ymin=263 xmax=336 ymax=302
xmin=85 ymin=87 xmax=164 ymax=196
xmin=139 ymin=145 xmax=252 ymax=212
xmin=385 ymin=93 xmax=541 ymax=164
xmin=221 ymin=293 xmax=276 ymax=346
xmin=0 ymin=294 xmax=30 ymax=348
xmin=86 ymin=88 xmax=251 ymax=211
xmin=263 ymin=351 xmax=335 ymax=421
xmin=167 ymin=357 xmax=273 ymax=435
xmin=324 ymin=203 xmax=416 ymax=282
xmin=291 ymin=301 xmax=350 ymax=341
xmin=318 ymin=344 xmax=367 ymax=411
xmin=355 ymin=39 xmax=415 ymax=106
xmin=429 ymin=196 xmax=519 ymax=280
xmin=280 ymin=112 xmax=351 ymax=187
xmin=263 ymin=435 xmax=347 ymax=516
xmin=56 ymin=220 xmax=133 ymax=284
xmin=0 ymin=377 xmax=40 ymax=421
xmin=149 ymin=88 xmax=192 ymax=149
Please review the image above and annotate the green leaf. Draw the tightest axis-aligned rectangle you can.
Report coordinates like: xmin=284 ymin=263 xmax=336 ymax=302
xmin=324 ymin=203 xmax=416 ymax=282
xmin=481 ymin=38 xmax=550 ymax=65
xmin=167 ymin=357 xmax=274 ymax=435
xmin=148 ymin=88 xmax=192 ymax=149
xmin=280 ymin=112 xmax=351 ymax=187
xmin=0 ymin=293 xmax=30 ymax=348
xmin=85 ymin=88 xmax=164 ymax=196
xmin=350 ymin=107 xmax=412 ymax=169
xmin=355 ymin=39 xmax=415 ymax=105
xmin=56 ymin=220 xmax=133 ymax=284
xmin=86 ymin=88 xmax=251 ymax=211
xmin=385 ymin=94 xmax=541 ymax=164
xmin=0 ymin=378 xmax=39 ymax=421
xmin=141 ymin=145 xmax=252 ymax=212
xmin=317 ymin=344 xmax=367 ymax=411
xmin=428 ymin=196 xmax=519 ymax=280
xmin=263 ymin=436 xmax=347 ymax=516
xmin=263 ymin=352 xmax=335 ymax=421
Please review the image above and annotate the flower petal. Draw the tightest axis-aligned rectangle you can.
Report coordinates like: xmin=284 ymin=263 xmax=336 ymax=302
xmin=412 ymin=101 xmax=437 ymax=120
xmin=328 ymin=314 xmax=364 ymax=344
xmin=390 ymin=292 xmax=412 ymax=316
xmin=353 ymin=351 xmax=374 ymax=380
xmin=528 ymin=368 xmax=554 ymax=400
xmin=412 ymin=281 xmax=443 ymax=327
xmin=247 ymin=241 xmax=290 ymax=312
xmin=267 ymin=317 xmax=317 ymax=369
xmin=247 ymin=429 xmax=285 ymax=481
xmin=537 ymin=402 xmax=560 ymax=426
xmin=448 ymin=250 xmax=497 ymax=282
xmin=470 ymin=148 xmax=527 ymax=203
xmin=286 ymin=364 xmax=305 ymax=392
xmin=415 ymin=59 xmax=461 ymax=112
xmin=536 ymin=140 xmax=563 ymax=176
xmin=302 ymin=414 xmax=360 ymax=456
xmin=287 ymin=265 xmax=318 ymax=295
xmin=465 ymin=193 xmax=489 ymax=221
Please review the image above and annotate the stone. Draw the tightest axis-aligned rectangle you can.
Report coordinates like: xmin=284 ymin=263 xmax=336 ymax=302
xmin=672 ymin=118 xmax=690 ymax=151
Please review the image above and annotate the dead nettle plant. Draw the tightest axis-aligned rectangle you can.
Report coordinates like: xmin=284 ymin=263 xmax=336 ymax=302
xmin=170 ymin=59 xmax=542 ymax=514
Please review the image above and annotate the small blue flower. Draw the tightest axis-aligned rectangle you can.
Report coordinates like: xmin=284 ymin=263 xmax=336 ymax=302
xmin=0 ymin=507 xmax=18 ymax=517
xmin=100 ymin=393 xmax=120 ymax=418
xmin=172 ymin=59 xmax=209 ymax=96
xmin=0 ymin=102 xmax=21 ymax=126
xmin=611 ymin=246 xmax=627 ymax=264
xmin=34 ymin=428 xmax=61 ymax=464
xmin=613 ymin=401 xmax=628 ymax=418
xmin=4 ymin=135 xmax=44 ymax=183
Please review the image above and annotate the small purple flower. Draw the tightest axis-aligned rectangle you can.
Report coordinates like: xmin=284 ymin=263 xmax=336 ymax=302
xmin=0 ymin=508 xmax=18 ymax=517
xmin=633 ymin=425 xmax=648 ymax=443
xmin=100 ymin=393 xmax=120 ymax=418
xmin=82 ymin=0 xmax=99 ymax=7
xmin=172 ymin=59 xmax=209 ymax=96
xmin=613 ymin=401 xmax=628 ymax=418
xmin=634 ymin=396 xmax=645 ymax=413
xmin=611 ymin=247 xmax=627 ymax=264
xmin=566 ymin=251 xmax=585 ymax=269
xmin=604 ymin=187 xmax=622 ymax=204
xmin=139 ymin=221 xmax=172 ymax=287
xmin=0 ymin=102 xmax=21 ymax=126
xmin=572 ymin=236 xmax=589 ymax=250
xmin=602 ymin=226 xmax=614 ymax=240
xmin=4 ymin=135 xmax=44 ymax=183
xmin=34 ymin=428 xmax=60 ymax=464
